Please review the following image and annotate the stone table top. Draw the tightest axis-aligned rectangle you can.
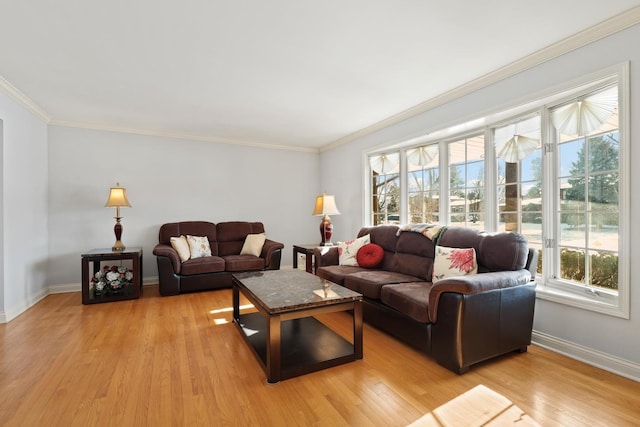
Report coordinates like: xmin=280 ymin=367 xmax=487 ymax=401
xmin=232 ymin=269 xmax=362 ymax=314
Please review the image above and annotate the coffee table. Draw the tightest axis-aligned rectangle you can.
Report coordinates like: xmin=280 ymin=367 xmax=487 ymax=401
xmin=232 ymin=269 xmax=363 ymax=383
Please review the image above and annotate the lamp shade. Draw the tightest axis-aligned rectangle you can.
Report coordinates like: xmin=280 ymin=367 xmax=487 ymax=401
xmin=312 ymin=194 xmax=340 ymax=216
xmin=104 ymin=183 xmax=131 ymax=208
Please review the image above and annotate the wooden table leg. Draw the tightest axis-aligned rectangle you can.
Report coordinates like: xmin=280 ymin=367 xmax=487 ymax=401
xmin=353 ymin=300 xmax=363 ymax=359
xmin=267 ymin=314 xmax=281 ymax=383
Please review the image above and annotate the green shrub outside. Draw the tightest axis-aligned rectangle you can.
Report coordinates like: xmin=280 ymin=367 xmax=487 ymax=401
xmin=559 ymin=248 xmax=618 ymax=290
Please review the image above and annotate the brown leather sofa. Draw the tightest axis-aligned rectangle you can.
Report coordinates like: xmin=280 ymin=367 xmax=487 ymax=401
xmin=153 ymin=221 xmax=284 ymax=296
xmin=314 ymin=225 xmax=537 ymax=374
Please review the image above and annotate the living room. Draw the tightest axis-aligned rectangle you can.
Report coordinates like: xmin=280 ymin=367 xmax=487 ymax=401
xmin=2 ymin=2 xmax=640 ymax=425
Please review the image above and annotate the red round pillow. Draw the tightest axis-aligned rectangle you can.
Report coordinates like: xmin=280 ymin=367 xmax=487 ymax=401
xmin=356 ymin=243 xmax=384 ymax=268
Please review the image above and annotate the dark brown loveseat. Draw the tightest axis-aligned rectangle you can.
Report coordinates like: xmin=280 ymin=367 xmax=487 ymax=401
xmin=153 ymin=221 xmax=284 ymax=296
xmin=314 ymin=225 xmax=537 ymax=374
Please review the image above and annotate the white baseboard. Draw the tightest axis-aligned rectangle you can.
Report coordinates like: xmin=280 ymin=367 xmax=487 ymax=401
xmin=48 ymin=276 xmax=159 ymax=295
xmin=1 ymin=276 xmax=160 ymax=324
xmin=1 ymin=287 xmax=49 ymax=323
xmin=532 ymin=330 xmax=640 ymax=382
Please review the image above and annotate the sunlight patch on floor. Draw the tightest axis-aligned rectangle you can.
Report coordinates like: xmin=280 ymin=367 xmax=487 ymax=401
xmin=211 ymin=303 xmax=254 ymax=325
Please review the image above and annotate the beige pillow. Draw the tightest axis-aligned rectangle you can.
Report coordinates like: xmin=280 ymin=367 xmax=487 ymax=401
xmin=170 ymin=235 xmax=191 ymax=262
xmin=187 ymin=235 xmax=212 ymax=259
xmin=338 ymin=234 xmax=371 ymax=266
xmin=432 ymin=246 xmax=478 ymax=283
xmin=240 ymin=233 xmax=266 ymax=257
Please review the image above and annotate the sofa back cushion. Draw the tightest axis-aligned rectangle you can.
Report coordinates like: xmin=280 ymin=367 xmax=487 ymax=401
xmin=217 ymin=221 xmax=266 ymax=256
xmin=358 ymin=225 xmax=435 ymax=281
xmin=437 ymin=226 xmax=528 ymax=272
xmin=158 ymin=221 xmax=218 ymax=256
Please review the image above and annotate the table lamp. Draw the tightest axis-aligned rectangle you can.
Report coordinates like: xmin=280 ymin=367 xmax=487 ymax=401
xmin=312 ymin=193 xmax=340 ymax=246
xmin=104 ymin=182 xmax=131 ymax=251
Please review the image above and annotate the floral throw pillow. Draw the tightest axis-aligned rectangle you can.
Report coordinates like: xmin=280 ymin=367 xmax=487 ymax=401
xmin=187 ymin=235 xmax=212 ymax=259
xmin=432 ymin=246 xmax=478 ymax=283
xmin=338 ymin=234 xmax=371 ymax=266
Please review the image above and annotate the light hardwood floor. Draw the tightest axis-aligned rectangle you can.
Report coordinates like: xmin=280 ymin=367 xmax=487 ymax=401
xmin=1 ymin=284 xmax=639 ymax=426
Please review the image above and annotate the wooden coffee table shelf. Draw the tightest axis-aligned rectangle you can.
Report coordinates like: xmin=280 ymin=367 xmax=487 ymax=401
xmin=232 ymin=270 xmax=363 ymax=383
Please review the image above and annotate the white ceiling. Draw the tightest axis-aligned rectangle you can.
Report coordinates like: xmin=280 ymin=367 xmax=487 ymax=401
xmin=1 ymin=1 xmax=640 ymax=152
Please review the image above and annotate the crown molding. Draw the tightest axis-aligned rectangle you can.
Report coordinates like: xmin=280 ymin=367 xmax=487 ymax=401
xmin=321 ymin=6 xmax=640 ymax=152
xmin=0 ymin=75 xmax=51 ymax=122
xmin=49 ymin=119 xmax=320 ymax=153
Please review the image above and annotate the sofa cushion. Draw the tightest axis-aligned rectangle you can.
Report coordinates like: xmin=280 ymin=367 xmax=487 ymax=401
xmin=240 ymin=233 xmax=266 ymax=257
xmin=338 ymin=234 xmax=371 ymax=266
xmin=358 ymin=225 xmax=435 ymax=281
xmin=356 ymin=243 xmax=384 ymax=268
xmin=343 ymin=270 xmax=424 ymax=299
xmin=316 ymin=265 xmax=367 ymax=285
xmin=438 ymin=227 xmax=528 ymax=272
xmin=432 ymin=246 xmax=478 ymax=283
xmin=187 ymin=235 xmax=212 ymax=258
xmin=223 ymin=255 xmax=265 ymax=272
xmin=170 ymin=235 xmax=191 ymax=262
xmin=380 ymin=282 xmax=434 ymax=323
xmin=180 ymin=256 xmax=226 ymax=275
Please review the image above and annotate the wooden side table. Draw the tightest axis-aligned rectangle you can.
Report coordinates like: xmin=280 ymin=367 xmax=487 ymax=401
xmin=81 ymin=247 xmax=143 ymax=304
xmin=292 ymin=244 xmax=320 ymax=273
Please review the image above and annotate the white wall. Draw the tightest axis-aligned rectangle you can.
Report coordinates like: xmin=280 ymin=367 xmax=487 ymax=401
xmin=46 ymin=126 xmax=321 ymax=287
xmin=0 ymin=91 xmax=49 ymax=322
xmin=320 ymin=24 xmax=640 ymax=373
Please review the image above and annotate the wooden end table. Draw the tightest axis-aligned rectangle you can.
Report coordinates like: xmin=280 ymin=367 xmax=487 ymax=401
xmin=292 ymin=244 xmax=320 ymax=273
xmin=81 ymin=247 xmax=143 ymax=304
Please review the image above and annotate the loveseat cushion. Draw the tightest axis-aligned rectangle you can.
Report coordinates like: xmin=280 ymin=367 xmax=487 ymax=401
xmin=223 ymin=255 xmax=265 ymax=272
xmin=180 ymin=256 xmax=226 ymax=275
xmin=158 ymin=221 xmax=218 ymax=255
xmin=343 ymin=270 xmax=424 ymax=299
xmin=217 ymin=221 xmax=266 ymax=256
xmin=380 ymin=282 xmax=434 ymax=323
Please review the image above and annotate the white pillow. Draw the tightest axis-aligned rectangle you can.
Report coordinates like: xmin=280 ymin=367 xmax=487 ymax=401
xmin=240 ymin=233 xmax=266 ymax=257
xmin=338 ymin=234 xmax=371 ymax=266
xmin=170 ymin=235 xmax=191 ymax=262
xmin=187 ymin=235 xmax=212 ymax=259
xmin=432 ymin=246 xmax=478 ymax=283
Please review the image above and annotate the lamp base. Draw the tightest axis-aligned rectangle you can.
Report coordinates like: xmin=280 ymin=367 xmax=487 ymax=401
xmin=112 ymin=240 xmax=126 ymax=252
xmin=319 ymin=214 xmax=334 ymax=246
xmin=112 ymin=218 xmax=125 ymax=251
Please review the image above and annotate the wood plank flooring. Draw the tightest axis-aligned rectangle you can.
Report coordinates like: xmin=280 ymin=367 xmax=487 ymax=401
xmin=1 ymin=284 xmax=639 ymax=426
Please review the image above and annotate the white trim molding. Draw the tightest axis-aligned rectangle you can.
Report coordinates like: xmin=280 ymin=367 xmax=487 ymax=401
xmin=324 ymin=6 xmax=640 ymax=152
xmin=533 ymin=331 xmax=640 ymax=382
xmin=0 ymin=75 xmax=50 ymax=122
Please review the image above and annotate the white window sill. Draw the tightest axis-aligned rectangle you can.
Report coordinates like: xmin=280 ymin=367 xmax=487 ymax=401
xmin=535 ymin=282 xmax=628 ymax=319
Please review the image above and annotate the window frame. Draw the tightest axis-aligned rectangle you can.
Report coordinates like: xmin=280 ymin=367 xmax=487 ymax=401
xmin=538 ymin=73 xmax=629 ymax=319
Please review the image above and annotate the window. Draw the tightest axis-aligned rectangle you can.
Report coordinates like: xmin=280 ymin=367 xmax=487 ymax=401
xmin=546 ymin=84 xmax=622 ymax=306
xmin=448 ymin=135 xmax=485 ymax=228
xmin=369 ymin=153 xmax=400 ymax=225
xmin=365 ymin=63 xmax=629 ymax=318
xmin=494 ymin=115 xmax=543 ymax=274
xmin=407 ymin=145 xmax=440 ymax=223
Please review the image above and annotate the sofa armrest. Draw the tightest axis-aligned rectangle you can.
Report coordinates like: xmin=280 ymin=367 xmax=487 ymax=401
xmin=313 ymin=246 xmax=339 ymax=268
xmin=153 ymin=244 xmax=182 ymax=274
xmin=428 ymin=270 xmax=531 ymax=323
xmin=261 ymin=239 xmax=285 ymax=270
